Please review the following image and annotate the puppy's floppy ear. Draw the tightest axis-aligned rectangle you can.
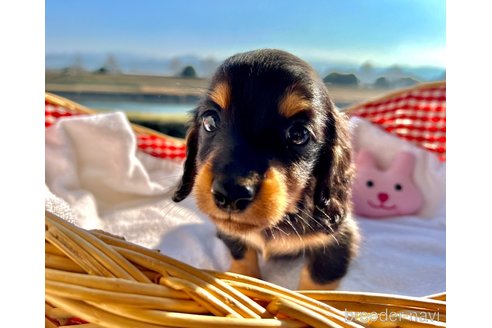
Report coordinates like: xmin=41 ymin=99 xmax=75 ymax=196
xmin=313 ymin=106 xmax=354 ymax=224
xmin=172 ymin=123 xmax=199 ymax=202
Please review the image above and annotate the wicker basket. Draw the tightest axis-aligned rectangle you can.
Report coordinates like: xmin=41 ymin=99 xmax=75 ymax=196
xmin=45 ymin=211 xmax=445 ymax=328
xmin=45 ymin=84 xmax=446 ymax=327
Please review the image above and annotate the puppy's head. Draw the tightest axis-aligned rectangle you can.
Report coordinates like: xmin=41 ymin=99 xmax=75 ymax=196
xmin=173 ymin=49 xmax=353 ymax=236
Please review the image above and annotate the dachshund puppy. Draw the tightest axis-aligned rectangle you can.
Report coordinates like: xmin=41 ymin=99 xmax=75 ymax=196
xmin=173 ymin=49 xmax=359 ymax=290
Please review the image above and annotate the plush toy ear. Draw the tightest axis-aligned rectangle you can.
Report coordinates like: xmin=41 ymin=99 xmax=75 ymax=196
xmin=172 ymin=124 xmax=199 ymax=202
xmin=356 ymin=149 xmax=377 ymax=168
xmin=389 ymin=151 xmax=416 ymax=176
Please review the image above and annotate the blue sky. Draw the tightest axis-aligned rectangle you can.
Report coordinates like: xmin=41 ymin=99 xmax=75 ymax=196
xmin=46 ymin=0 xmax=445 ymax=67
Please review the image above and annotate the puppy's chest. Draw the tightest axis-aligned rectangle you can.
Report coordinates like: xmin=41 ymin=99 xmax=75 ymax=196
xmin=240 ymin=230 xmax=335 ymax=259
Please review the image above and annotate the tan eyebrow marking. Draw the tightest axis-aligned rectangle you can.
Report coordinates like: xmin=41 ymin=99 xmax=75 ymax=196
xmin=208 ymin=82 xmax=231 ymax=110
xmin=278 ymin=87 xmax=311 ymax=117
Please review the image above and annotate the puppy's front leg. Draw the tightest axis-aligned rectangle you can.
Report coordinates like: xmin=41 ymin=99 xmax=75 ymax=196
xmin=217 ymin=231 xmax=261 ymax=279
xmin=229 ymin=246 xmax=261 ymax=278
xmin=297 ymin=241 xmax=352 ymax=290
xmin=298 ymin=265 xmax=341 ymax=290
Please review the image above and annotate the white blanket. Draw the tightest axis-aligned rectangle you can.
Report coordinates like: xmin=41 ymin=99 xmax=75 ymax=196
xmin=45 ymin=112 xmax=445 ymax=296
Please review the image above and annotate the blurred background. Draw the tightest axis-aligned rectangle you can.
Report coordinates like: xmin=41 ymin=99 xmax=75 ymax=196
xmin=45 ymin=0 xmax=445 ymax=138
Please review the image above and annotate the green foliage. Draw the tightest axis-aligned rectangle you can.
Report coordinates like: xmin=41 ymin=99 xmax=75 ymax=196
xmin=94 ymin=67 xmax=109 ymax=75
xmin=323 ymin=72 xmax=359 ymax=86
xmin=374 ymin=77 xmax=390 ymax=88
xmin=395 ymin=77 xmax=419 ymax=87
xmin=180 ymin=65 xmax=197 ymax=78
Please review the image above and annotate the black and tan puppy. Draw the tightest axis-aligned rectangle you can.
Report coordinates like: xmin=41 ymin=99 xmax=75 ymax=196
xmin=173 ymin=49 xmax=359 ymax=290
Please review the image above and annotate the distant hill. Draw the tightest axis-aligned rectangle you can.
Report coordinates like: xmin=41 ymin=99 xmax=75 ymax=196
xmin=45 ymin=52 xmax=445 ymax=82
xmin=45 ymin=53 xmax=220 ymax=77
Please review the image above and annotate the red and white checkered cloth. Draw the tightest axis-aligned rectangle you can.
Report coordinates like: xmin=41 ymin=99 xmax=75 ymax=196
xmin=45 ymin=99 xmax=187 ymax=161
xmin=346 ymin=82 xmax=446 ymax=161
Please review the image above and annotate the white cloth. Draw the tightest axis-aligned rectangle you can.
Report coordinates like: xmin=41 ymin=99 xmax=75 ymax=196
xmin=45 ymin=112 xmax=230 ymax=271
xmin=45 ymin=112 xmax=445 ymax=296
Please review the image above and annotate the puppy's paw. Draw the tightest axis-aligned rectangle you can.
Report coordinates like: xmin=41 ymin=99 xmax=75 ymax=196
xmin=297 ymin=265 xmax=340 ymax=290
xmin=229 ymin=260 xmax=261 ymax=279
xmin=227 ymin=248 xmax=261 ymax=279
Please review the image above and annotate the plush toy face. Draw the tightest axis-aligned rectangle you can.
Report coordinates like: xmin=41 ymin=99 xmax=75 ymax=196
xmin=352 ymin=150 xmax=424 ymax=218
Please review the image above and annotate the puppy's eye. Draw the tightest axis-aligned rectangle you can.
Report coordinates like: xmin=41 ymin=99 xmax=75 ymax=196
xmin=366 ymin=180 xmax=374 ymax=187
xmin=394 ymin=184 xmax=402 ymax=191
xmin=202 ymin=111 xmax=220 ymax=132
xmin=286 ymin=124 xmax=310 ymax=146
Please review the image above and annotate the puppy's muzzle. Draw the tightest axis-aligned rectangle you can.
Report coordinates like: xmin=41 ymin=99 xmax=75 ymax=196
xmin=211 ymin=177 xmax=257 ymax=212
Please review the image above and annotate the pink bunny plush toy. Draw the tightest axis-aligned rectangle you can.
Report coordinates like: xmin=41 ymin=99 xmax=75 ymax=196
xmin=352 ymin=150 xmax=424 ymax=218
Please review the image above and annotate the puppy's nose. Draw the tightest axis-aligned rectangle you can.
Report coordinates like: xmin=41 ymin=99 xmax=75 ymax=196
xmin=211 ymin=179 xmax=256 ymax=212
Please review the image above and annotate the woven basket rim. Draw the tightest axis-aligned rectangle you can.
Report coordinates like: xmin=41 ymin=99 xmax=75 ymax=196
xmin=45 ymin=210 xmax=446 ymax=327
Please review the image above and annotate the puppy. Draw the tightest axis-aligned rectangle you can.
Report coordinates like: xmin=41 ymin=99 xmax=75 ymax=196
xmin=173 ymin=49 xmax=359 ymax=290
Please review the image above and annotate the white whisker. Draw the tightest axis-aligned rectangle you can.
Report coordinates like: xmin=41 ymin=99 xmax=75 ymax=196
xmin=273 ymin=225 xmax=289 ymax=236
xmin=297 ymin=207 xmax=325 ymax=229
xmin=313 ymin=206 xmax=340 ymax=246
xmin=285 ymin=219 xmax=305 ymax=250
xmin=315 ymin=206 xmax=336 ymax=233
xmin=294 ymin=212 xmax=314 ymax=232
